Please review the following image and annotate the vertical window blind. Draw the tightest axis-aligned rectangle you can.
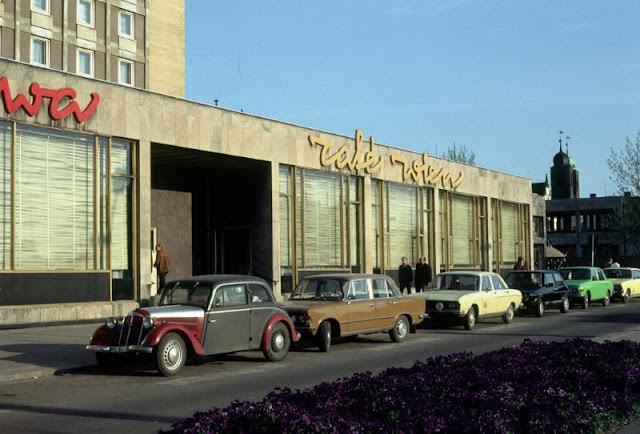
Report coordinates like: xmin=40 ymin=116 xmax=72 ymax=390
xmin=15 ymin=125 xmax=94 ymax=269
xmin=501 ymin=202 xmax=518 ymax=264
xmin=386 ymin=183 xmax=417 ymax=267
xmin=0 ymin=122 xmax=10 ymax=269
xmin=452 ymin=194 xmax=474 ymax=266
xmin=110 ymin=139 xmax=132 ymax=272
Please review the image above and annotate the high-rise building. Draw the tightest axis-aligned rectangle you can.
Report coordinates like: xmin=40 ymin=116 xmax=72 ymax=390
xmin=0 ymin=0 xmax=185 ymax=97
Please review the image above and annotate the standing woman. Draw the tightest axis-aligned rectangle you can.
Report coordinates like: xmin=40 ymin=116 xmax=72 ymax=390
xmin=414 ymin=256 xmax=432 ymax=292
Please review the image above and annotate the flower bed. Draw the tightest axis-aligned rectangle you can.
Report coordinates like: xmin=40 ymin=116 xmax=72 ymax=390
xmin=163 ymin=339 xmax=640 ymax=433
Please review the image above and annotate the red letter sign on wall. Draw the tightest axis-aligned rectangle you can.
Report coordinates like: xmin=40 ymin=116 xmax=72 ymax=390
xmin=0 ymin=77 xmax=100 ymax=123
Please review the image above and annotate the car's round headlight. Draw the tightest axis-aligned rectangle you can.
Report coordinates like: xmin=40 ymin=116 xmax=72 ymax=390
xmin=106 ymin=317 xmax=117 ymax=329
xmin=142 ymin=317 xmax=155 ymax=329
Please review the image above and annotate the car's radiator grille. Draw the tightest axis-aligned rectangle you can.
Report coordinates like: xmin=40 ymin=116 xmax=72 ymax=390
xmin=117 ymin=312 xmax=148 ymax=346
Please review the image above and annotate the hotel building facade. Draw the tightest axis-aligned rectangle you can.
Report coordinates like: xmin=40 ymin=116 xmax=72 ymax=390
xmin=0 ymin=1 xmax=534 ymax=326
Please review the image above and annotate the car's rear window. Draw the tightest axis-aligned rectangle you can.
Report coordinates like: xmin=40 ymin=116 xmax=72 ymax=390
xmin=290 ymin=278 xmax=346 ymax=300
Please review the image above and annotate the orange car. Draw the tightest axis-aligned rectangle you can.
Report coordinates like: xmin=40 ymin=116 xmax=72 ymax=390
xmin=282 ymin=273 xmax=426 ymax=351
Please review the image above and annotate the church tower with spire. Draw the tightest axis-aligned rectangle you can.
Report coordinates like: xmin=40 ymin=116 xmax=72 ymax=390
xmin=550 ymin=132 xmax=580 ymax=199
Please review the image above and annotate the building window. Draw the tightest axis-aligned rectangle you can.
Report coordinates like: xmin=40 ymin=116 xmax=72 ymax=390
xmin=279 ymin=165 xmax=362 ymax=287
xmin=30 ymin=37 xmax=49 ymax=67
xmin=118 ymin=11 xmax=134 ymax=38
xmin=77 ymin=0 xmax=95 ymax=27
xmin=32 ymin=0 xmax=50 ymax=14
xmin=0 ymin=121 xmax=136 ymax=298
xmin=492 ymin=200 xmax=530 ymax=271
xmin=372 ymin=180 xmax=432 ymax=274
xmin=118 ymin=59 xmax=133 ymax=85
xmin=440 ymin=191 xmax=486 ymax=270
xmin=76 ymin=49 xmax=94 ymax=77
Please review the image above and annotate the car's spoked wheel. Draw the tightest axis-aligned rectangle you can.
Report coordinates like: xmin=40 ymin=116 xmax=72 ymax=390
xmin=263 ymin=322 xmax=291 ymax=362
xmin=502 ymin=304 xmax=515 ymax=323
xmin=317 ymin=321 xmax=332 ymax=352
xmin=464 ymin=307 xmax=476 ymax=330
xmin=389 ymin=315 xmax=410 ymax=342
xmin=156 ymin=332 xmax=186 ymax=376
xmin=560 ymin=296 xmax=570 ymax=313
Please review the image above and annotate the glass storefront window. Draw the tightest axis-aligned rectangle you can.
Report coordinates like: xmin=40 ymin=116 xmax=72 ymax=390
xmin=15 ymin=125 xmax=95 ymax=270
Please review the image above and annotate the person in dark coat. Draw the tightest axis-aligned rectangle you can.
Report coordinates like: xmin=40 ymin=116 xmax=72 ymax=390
xmin=513 ymin=256 xmax=526 ymax=270
xmin=414 ymin=256 xmax=432 ymax=292
xmin=398 ymin=256 xmax=413 ymax=295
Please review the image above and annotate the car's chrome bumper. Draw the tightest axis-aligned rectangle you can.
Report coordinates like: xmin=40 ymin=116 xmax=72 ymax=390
xmin=86 ymin=344 xmax=154 ymax=354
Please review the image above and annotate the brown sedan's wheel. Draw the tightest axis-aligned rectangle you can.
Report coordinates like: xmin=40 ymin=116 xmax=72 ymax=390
xmin=389 ymin=315 xmax=410 ymax=342
xmin=156 ymin=332 xmax=186 ymax=376
xmin=263 ymin=322 xmax=291 ymax=362
xmin=317 ymin=321 xmax=332 ymax=352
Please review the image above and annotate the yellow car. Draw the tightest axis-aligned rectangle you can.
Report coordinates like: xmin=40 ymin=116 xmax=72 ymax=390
xmin=412 ymin=271 xmax=522 ymax=330
xmin=603 ymin=267 xmax=640 ymax=303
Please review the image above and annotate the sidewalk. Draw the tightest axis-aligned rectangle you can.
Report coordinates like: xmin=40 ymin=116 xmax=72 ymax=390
xmin=0 ymin=322 xmax=639 ymax=432
xmin=0 ymin=321 xmax=101 ymax=383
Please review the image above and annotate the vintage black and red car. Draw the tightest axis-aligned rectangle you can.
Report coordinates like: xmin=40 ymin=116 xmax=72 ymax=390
xmin=86 ymin=274 xmax=299 ymax=376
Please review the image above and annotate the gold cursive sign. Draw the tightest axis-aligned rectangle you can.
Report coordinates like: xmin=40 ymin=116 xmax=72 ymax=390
xmin=390 ymin=153 xmax=464 ymax=189
xmin=308 ymin=130 xmax=383 ymax=174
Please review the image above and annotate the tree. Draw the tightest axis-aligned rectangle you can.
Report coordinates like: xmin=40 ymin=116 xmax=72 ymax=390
xmin=606 ymin=132 xmax=640 ymax=252
xmin=606 ymin=132 xmax=640 ymax=194
xmin=441 ymin=143 xmax=476 ymax=165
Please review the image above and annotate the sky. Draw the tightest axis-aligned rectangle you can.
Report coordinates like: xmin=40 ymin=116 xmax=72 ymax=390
xmin=185 ymin=0 xmax=640 ymax=198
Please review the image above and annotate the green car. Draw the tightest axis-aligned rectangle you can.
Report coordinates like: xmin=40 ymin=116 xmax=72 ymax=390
xmin=559 ymin=266 xmax=613 ymax=309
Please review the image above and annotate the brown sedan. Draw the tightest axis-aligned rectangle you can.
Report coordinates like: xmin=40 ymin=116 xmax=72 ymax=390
xmin=282 ymin=273 xmax=426 ymax=351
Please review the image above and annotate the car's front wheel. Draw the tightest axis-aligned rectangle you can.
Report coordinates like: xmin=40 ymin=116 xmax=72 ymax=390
xmin=534 ymin=298 xmax=544 ymax=317
xmin=156 ymin=332 xmax=187 ymax=376
xmin=560 ymin=296 xmax=570 ymax=313
xmin=581 ymin=293 xmax=589 ymax=309
xmin=263 ymin=322 xmax=291 ymax=362
xmin=389 ymin=315 xmax=410 ymax=342
xmin=602 ymin=292 xmax=610 ymax=306
xmin=464 ymin=307 xmax=476 ymax=330
xmin=623 ymin=289 xmax=631 ymax=304
xmin=317 ymin=321 xmax=332 ymax=352
xmin=502 ymin=304 xmax=515 ymax=324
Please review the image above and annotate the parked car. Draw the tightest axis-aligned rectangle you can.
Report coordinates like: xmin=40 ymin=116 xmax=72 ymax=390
xmin=559 ymin=266 xmax=613 ymax=309
xmin=86 ymin=275 xmax=299 ymax=376
xmin=504 ymin=270 xmax=571 ymax=316
xmin=412 ymin=271 xmax=522 ymax=330
xmin=604 ymin=267 xmax=640 ymax=303
xmin=282 ymin=273 xmax=426 ymax=351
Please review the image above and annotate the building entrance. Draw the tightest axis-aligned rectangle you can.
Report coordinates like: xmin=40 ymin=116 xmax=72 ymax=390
xmin=151 ymin=145 xmax=272 ymax=282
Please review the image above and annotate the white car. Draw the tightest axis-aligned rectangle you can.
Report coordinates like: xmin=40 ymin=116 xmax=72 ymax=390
xmin=411 ymin=271 xmax=522 ymax=330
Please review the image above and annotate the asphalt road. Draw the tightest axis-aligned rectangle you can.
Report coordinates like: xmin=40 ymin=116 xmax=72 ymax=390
xmin=1 ymin=300 xmax=640 ymax=433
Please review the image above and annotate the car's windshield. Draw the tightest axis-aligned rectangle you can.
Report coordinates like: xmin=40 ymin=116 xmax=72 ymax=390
xmin=505 ymin=272 xmax=543 ymax=290
xmin=560 ymin=269 xmax=590 ymax=280
xmin=159 ymin=281 xmax=213 ymax=308
xmin=289 ymin=278 xmax=346 ymax=300
xmin=433 ymin=274 xmax=479 ymax=291
xmin=604 ymin=268 xmax=632 ymax=279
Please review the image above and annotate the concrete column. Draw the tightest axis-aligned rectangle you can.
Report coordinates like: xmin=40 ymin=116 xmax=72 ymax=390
xmin=137 ymin=139 xmax=153 ymax=305
xmin=271 ymin=162 xmax=282 ymax=300
xmin=362 ymin=176 xmax=373 ymax=273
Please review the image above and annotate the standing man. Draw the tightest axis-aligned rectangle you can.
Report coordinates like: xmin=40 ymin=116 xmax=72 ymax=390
xmin=414 ymin=256 xmax=432 ymax=292
xmin=398 ymin=256 xmax=413 ymax=295
xmin=154 ymin=243 xmax=170 ymax=291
